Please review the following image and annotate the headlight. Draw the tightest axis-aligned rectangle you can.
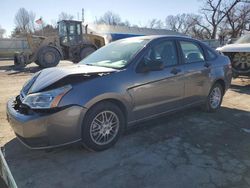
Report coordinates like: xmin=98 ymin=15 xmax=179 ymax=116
xmin=23 ymin=85 xmax=72 ymax=109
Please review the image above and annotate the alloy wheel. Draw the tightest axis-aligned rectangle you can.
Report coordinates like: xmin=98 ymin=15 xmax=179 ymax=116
xmin=90 ymin=111 xmax=119 ymax=145
xmin=209 ymin=87 xmax=222 ymax=109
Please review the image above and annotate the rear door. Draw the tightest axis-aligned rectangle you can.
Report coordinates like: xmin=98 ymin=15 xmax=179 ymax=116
xmin=178 ymin=40 xmax=211 ymax=104
xmin=128 ymin=39 xmax=186 ymax=121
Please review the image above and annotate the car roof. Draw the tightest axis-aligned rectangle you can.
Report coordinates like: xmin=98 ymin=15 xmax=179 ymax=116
xmin=127 ymin=35 xmax=192 ymax=41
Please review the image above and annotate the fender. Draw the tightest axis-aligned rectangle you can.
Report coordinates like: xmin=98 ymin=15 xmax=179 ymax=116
xmin=83 ymin=92 xmax=134 ymax=122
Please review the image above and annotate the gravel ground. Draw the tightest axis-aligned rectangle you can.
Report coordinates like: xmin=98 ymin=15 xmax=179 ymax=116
xmin=0 ymin=60 xmax=250 ymax=188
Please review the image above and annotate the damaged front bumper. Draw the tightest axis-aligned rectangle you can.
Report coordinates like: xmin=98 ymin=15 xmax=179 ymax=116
xmin=6 ymin=97 xmax=87 ymax=149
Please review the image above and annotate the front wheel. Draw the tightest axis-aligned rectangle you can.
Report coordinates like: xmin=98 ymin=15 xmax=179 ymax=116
xmin=204 ymin=83 xmax=223 ymax=112
xmin=82 ymin=102 xmax=125 ymax=151
xmin=37 ymin=47 xmax=60 ymax=68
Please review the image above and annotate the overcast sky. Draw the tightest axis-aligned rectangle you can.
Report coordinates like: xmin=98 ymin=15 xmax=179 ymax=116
xmin=0 ymin=0 xmax=202 ymax=37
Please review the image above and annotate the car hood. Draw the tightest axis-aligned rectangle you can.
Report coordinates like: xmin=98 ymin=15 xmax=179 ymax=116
xmin=29 ymin=65 xmax=117 ymax=93
xmin=216 ymin=43 xmax=250 ymax=52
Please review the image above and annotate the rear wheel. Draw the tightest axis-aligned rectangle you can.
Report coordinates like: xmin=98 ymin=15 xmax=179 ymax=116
xmin=204 ymin=83 xmax=223 ymax=112
xmin=80 ymin=47 xmax=96 ymax=60
xmin=38 ymin=47 xmax=60 ymax=68
xmin=82 ymin=102 xmax=125 ymax=151
xmin=232 ymin=52 xmax=250 ymax=74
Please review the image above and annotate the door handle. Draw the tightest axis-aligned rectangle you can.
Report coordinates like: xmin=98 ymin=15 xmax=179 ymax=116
xmin=204 ymin=62 xmax=211 ymax=68
xmin=170 ymin=68 xmax=181 ymax=75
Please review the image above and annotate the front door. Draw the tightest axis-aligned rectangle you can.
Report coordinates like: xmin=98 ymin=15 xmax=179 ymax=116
xmin=128 ymin=40 xmax=185 ymax=121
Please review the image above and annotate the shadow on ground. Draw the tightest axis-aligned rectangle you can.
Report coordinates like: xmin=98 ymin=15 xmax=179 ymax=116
xmin=3 ymin=106 xmax=250 ymax=188
xmin=0 ymin=64 xmax=42 ymax=75
xmin=230 ymin=77 xmax=250 ymax=94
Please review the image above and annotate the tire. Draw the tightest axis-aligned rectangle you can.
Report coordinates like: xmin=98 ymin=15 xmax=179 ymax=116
xmin=38 ymin=47 xmax=60 ymax=68
xmin=14 ymin=53 xmax=26 ymax=68
xmin=14 ymin=54 xmax=20 ymax=66
xmin=82 ymin=101 xmax=125 ymax=151
xmin=204 ymin=83 xmax=224 ymax=112
xmin=232 ymin=52 xmax=250 ymax=74
xmin=80 ymin=47 xmax=96 ymax=60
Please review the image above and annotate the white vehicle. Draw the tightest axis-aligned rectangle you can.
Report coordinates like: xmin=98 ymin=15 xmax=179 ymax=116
xmin=217 ymin=34 xmax=250 ymax=77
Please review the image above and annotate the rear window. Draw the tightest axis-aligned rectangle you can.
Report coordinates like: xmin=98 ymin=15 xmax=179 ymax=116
xmin=179 ymin=41 xmax=205 ymax=63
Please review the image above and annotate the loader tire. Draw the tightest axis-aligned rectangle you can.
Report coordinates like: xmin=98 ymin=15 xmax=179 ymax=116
xmin=38 ymin=47 xmax=60 ymax=68
xmin=80 ymin=47 xmax=96 ymax=60
xmin=14 ymin=54 xmax=20 ymax=66
xmin=14 ymin=53 xmax=26 ymax=68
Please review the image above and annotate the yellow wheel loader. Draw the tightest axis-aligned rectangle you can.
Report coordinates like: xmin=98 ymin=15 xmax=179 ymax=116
xmin=14 ymin=20 xmax=105 ymax=68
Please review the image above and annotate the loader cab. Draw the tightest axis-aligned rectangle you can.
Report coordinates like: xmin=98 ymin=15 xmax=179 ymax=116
xmin=58 ymin=20 xmax=83 ymax=47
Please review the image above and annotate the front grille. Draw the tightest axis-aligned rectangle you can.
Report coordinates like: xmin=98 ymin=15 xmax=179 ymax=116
xmin=13 ymin=95 xmax=31 ymax=115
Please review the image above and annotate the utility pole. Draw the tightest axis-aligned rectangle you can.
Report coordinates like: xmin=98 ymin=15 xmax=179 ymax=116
xmin=82 ymin=8 xmax=84 ymax=23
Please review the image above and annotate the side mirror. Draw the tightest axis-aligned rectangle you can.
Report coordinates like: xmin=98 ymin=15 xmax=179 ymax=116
xmin=139 ymin=58 xmax=164 ymax=72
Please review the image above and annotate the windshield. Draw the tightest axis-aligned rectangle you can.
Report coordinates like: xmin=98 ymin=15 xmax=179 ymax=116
xmin=79 ymin=38 xmax=149 ymax=69
xmin=234 ymin=34 xmax=250 ymax=44
xmin=58 ymin=22 xmax=67 ymax=36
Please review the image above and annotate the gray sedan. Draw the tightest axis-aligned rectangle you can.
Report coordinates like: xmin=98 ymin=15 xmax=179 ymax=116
xmin=6 ymin=36 xmax=232 ymax=151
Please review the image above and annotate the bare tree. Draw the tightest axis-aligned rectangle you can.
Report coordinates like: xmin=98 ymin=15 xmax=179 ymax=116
xmin=95 ymin=11 xmax=132 ymax=27
xmin=96 ymin=11 xmax=122 ymax=25
xmin=14 ymin=8 xmax=36 ymax=34
xmin=223 ymin=3 xmax=250 ymax=37
xmin=191 ymin=25 xmax=212 ymax=39
xmin=198 ymin=0 xmax=241 ymax=39
xmin=119 ymin=20 xmax=131 ymax=27
xmin=147 ymin=19 xmax=163 ymax=29
xmin=164 ymin=13 xmax=212 ymax=39
xmin=165 ymin=14 xmax=200 ymax=34
xmin=0 ymin=25 xmax=6 ymax=38
xmin=58 ymin=12 xmax=74 ymax=21
xmin=34 ymin=24 xmax=57 ymax=37
xmin=29 ymin=11 xmax=36 ymax=33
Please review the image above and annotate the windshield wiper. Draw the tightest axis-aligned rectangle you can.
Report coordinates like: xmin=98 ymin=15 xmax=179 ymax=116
xmin=84 ymin=63 xmax=94 ymax=66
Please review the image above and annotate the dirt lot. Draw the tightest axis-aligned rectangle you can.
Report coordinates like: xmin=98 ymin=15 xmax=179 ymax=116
xmin=0 ymin=60 xmax=250 ymax=188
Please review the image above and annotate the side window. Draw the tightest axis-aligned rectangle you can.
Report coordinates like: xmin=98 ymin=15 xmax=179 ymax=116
xmin=69 ymin=24 xmax=75 ymax=35
xmin=180 ymin=41 xmax=205 ymax=63
xmin=76 ymin=24 xmax=81 ymax=35
xmin=145 ymin=40 xmax=178 ymax=66
xmin=59 ymin=25 xmax=66 ymax=36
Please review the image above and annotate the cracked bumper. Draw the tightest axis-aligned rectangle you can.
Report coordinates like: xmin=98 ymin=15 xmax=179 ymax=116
xmin=6 ymin=98 xmax=87 ymax=149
